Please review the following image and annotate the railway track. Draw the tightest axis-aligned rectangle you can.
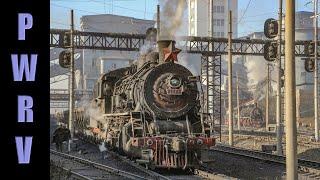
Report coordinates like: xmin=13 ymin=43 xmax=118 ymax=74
xmin=224 ymin=129 xmax=315 ymax=138
xmin=107 ymin=150 xmax=237 ymax=180
xmin=220 ymin=132 xmax=320 ymax=149
xmin=51 ymin=148 xmax=231 ymax=180
xmin=211 ymin=144 xmax=320 ymax=178
xmin=50 ymin=149 xmax=153 ymax=180
xmin=104 ymin=150 xmax=171 ymax=180
xmin=51 ymin=136 xmax=238 ymax=180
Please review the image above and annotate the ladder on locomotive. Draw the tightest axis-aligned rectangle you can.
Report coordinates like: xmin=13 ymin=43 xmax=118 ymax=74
xmin=130 ymin=111 xmax=144 ymax=137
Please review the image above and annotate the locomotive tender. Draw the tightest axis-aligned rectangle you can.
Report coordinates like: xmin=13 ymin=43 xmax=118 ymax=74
xmin=72 ymin=37 xmax=215 ymax=170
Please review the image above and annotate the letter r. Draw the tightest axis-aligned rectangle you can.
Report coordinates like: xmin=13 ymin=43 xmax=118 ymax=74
xmin=18 ymin=96 xmax=33 ymax=123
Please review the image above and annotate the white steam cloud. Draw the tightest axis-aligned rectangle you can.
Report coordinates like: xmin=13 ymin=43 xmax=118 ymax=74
xmin=159 ymin=0 xmax=187 ymax=39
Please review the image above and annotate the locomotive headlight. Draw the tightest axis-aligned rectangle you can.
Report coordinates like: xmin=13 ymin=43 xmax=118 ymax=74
xmin=169 ymin=77 xmax=181 ymax=87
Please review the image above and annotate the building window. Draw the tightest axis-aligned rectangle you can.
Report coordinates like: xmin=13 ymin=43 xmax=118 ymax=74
xmin=87 ymin=80 xmax=95 ymax=90
xmin=213 ymin=6 xmax=224 ymax=13
xmin=221 ymin=6 xmax=224 ymax=13
xmin=213 ymin=19 xmax=225 ymax=26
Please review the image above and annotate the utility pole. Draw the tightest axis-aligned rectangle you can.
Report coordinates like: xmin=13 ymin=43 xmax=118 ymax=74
xmin=210 ymin=0 xmax=214 ymax=38
xmin=276 ymin=0 xmax=283 ymax=155
xmin=68 ymin=10 xmax=75 ymax=152
xmin=228 ymin=11 xmax=233 ymax=146
xmin=157 ymin=5 xmax=160 ymax=40
xmin=208 ymin=0 xmax=214 ymax=136
xmin=265 ymin=64 xmax=270 ymax=131
xmin=285 ymin=0 xmax=298 ymax=179
xmin=237 ymin=72 xmax=241 ymax=131
xmin=313 ymin=0 xmax=319 ymax=142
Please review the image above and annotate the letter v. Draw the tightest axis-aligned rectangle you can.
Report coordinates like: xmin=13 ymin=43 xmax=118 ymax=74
xmin=15 ymin=136 xmax=33 ymax=164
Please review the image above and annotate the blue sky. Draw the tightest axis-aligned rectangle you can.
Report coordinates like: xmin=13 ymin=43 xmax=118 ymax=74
xmin=50 ymin=0 xmax=314 ymax=37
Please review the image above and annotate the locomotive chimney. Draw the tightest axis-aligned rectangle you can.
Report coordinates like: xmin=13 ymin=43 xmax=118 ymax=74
xmin=157 ymin=40 xmax=179 ymax=63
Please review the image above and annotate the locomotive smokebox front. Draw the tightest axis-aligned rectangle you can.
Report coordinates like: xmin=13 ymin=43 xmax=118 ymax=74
xmin=140 ymin=62 xmax=198 ymax=119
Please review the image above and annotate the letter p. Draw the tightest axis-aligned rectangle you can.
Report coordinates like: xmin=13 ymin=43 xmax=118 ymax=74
xmin=18 ymin=13 xmax=33 ymax=40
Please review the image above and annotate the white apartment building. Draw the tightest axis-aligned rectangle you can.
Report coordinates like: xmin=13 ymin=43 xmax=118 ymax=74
xmin=188 ymin=0 xmax=238 ymax=37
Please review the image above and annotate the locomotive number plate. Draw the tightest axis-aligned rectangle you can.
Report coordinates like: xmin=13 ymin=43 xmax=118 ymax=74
xmin=166 ymin=88 xmax=182 ymax=95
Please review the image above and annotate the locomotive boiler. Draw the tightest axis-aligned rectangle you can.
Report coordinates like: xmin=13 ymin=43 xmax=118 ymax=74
xmin=71 ymin=38 xmax=215 ymax=170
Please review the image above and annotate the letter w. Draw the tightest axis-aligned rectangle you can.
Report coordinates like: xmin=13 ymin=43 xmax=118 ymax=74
xmin=15 ymin=136 xmax=33 ymax=164
xmin=11 ymin=54 xmax=37 ymax=81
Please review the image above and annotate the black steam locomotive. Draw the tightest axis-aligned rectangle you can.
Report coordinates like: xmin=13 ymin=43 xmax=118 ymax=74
xmin=67 ymin=38 xmax=215 ymax=170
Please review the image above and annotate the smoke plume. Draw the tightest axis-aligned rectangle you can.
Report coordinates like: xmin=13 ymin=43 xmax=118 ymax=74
xmin=77 ymin=97 xmax=103 ymax=121
xmin=245 ymin=56 xmax=267 ymax=85
xmin=159 ymin=0 xmax=187 ymax=39
xmin=244 ymin=56 xmax=277 ymax=101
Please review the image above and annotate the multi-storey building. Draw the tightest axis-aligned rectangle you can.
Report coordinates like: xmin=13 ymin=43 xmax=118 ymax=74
xmin=188 ymin=0 xmax=238 ymax=37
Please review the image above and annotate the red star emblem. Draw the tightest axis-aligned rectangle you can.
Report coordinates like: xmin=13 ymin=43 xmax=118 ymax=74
xmin=163 ymin=47 xmax=182 ymax=62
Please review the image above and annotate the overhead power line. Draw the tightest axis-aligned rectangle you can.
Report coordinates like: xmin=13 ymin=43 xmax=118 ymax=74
xmin=238 ymin=0 xmax=254 ymax=24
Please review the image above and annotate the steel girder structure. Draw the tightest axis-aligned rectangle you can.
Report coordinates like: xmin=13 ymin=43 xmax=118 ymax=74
xmin=50 ymin=29 xmax=145 ymax=51
xmin=50 ymin=29 xmax=310 ymax=56
xmin=201 ymin=55 xmax=222 ymax=136
xmin=50 ymin=101 xmax=68 ymax=109
xmin=50 ymin=89 xmax=93 ymax=101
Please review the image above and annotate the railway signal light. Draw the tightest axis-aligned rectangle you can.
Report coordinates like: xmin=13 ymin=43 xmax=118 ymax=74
xmin=59 ymin=50 xmax=71 ymax=68
xmin=264 ymin=18 xmax=279 ymax=39
xmin=264 ymin=42 xmax=278 ymax=61
xmin=59 ymin=32 xmax=71 ymax=48
xmin=305 ymin=58 xmax=315 ymax=72
xmin=305 ymin=41 xmax=320 ymax=56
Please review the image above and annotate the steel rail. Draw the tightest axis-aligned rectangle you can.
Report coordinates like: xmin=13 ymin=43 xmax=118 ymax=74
xmin=105 ymin=150 xmax=172 ymax=180
xmin=50 ymin=162 xmax=93 ymax=180
xmin=75 ymin=133 xmax=172 ymax=180
xmin=50 ymin=149 xmax=148 ymax=180
xmin=211 ymin=144 xmax=320 ymax=170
